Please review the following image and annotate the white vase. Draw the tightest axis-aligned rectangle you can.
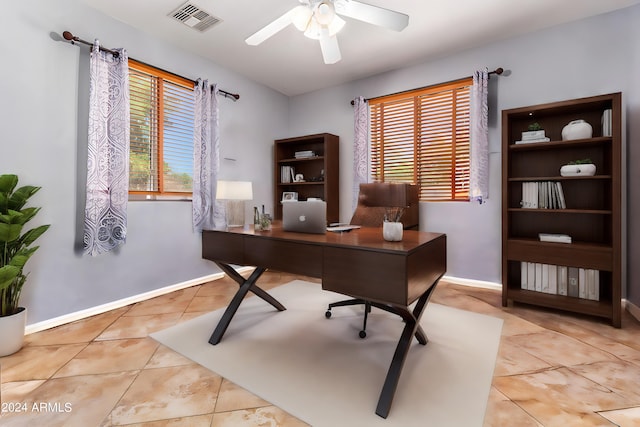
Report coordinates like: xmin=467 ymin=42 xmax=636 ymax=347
xmin=560 ymin=163 xmax=596 ymax=177
xmin=0 ymin=307 xmax=27 ymax=356
xmin=383 ymin=221 xmax=403 ymax=242
xmin=561 ymin=120 xmax=593 ymax=140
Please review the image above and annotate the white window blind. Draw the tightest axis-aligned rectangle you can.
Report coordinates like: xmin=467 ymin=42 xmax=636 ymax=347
xmin=370 ymin=78 xmax=472 ymax=201
xmin=128 ymin=60 xmax=194 ymax=195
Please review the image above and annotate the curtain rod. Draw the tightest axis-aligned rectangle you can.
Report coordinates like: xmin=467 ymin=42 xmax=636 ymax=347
xmin=62 ymin=31 xmax=240 ymax=101
xmin=350 ymin=67 xmax=504 ymax=105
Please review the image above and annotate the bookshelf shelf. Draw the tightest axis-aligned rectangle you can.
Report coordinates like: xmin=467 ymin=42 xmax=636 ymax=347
xmin=278 ymin=156 xmax=325 ymax=163
xmin=508 ymin=175 xmax=611 ymax=182
xmin=507 ymin=208 xmax=612 ymax=215
xmin=509 ymin=136 xmax=612 ymax=151
xmin=501 ymin=93 xmax=622 ymax=327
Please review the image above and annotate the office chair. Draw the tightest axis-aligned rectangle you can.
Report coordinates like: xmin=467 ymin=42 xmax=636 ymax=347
xmin=324 ymin=182 xmax=419 ymax=338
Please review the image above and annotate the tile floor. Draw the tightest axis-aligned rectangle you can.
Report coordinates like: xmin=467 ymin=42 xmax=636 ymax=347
xmin=1 ymin=270 xmax=640 ymax=426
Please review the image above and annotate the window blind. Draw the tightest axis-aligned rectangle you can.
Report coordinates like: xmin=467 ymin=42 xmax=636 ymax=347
xmin=128 ymin=60 xmax=194 ymax=195
xmin=370 ymin=78 xmax=472 ymax=201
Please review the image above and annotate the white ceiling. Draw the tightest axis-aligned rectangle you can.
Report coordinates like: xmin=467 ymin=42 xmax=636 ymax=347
xmin=78 ymin=0 xmax=640 ymax=96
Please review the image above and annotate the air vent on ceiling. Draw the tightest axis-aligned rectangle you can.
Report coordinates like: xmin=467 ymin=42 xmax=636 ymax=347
xmin=169 ymin=2 xmax=221 ymax=32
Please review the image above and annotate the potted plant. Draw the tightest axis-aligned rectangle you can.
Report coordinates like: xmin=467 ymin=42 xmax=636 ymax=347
xmin=0 ymin=174 xmax=50 ymax=356
xmin=560 ymin=158 xmax=596 ymax=177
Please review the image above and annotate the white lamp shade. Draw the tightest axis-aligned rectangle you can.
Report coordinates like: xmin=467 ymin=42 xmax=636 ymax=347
xmin=216 ymin=181 xmax=253 ymax=200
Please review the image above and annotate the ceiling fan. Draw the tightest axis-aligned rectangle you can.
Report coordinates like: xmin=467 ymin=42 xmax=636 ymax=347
xmin=245 ymin=0 xmax=409 ymax=64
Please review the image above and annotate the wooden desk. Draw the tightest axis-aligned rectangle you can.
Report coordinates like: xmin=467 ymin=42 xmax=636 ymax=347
xmin=202 ymin=225 xmax=446 ymax=418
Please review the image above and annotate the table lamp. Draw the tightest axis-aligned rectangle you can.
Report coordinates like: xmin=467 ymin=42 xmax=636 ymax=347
xmin=216 ymin=180 xmax=253 ymax=228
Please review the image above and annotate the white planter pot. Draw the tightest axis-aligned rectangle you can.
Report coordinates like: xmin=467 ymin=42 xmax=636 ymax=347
xmin=0 ymin=307 xmax=27 ymax=356
xmin=562 ymin=120 xmax=593 ymax=140
xmin=383 ymin=221 xmax=403 ymax=242
xmin=560 ymin=163 xmax=596 ymax=177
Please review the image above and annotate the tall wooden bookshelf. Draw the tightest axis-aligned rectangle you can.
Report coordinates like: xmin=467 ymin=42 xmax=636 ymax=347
xmin=501 ymin=93 xmax=622 ymax=327
xmin=273 ymin=133 xmax=339 ymax=224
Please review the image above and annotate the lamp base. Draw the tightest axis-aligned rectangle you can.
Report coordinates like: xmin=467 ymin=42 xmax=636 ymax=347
xmin=225 ymin=200 xmax=246 ymax=228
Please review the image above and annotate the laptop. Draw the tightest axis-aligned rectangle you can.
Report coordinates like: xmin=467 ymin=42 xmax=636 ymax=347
xmin=282 ymin=201 xmax=327 ymax=234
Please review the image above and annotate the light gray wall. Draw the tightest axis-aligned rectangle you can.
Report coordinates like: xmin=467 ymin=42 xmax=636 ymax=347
xmin=0 ymin=0 xmax=289 ymax=324
xmin=289 ymin=7 xmax=637 ymax=290
xmin=626 ymin=5 xmax=640 ymax=306
xmin=3 ymin=1 xmax=639 ymax=325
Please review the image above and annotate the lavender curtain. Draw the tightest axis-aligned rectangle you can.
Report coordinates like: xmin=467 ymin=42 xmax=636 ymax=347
xmin=192 ymin=80 xmax=225 ymax=231
xmin=84 ymin=41 xmax=130 ymax=256
xmin=469 ymin=69 xmax=489 ymax=203
xmin=352 ymin=96 xmax=369 ymax=211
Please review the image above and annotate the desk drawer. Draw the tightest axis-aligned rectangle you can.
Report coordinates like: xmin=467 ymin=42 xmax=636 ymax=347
xmin=323 ymin=247 xmax=407 ymax=306
xmin=202 ymin=231 xmax=245 ymax=265
xmin=244 ymin=236 xmax=323 ymax=278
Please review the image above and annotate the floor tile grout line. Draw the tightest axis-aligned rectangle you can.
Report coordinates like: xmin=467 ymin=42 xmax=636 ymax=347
xmin=5 ymin=276 xmax=640 ymax=426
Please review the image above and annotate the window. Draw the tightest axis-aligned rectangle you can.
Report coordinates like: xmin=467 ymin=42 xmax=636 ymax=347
xmin=128 ymin=60 xmax=195 ymax=196
xmin=369 ymin=78 xmax=472 ymax=201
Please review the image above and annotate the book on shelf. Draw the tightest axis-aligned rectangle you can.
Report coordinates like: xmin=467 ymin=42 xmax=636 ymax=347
xmin=521 ymin=181 xmax=566 ymax=209
xmin=602 ymin=109 xmax=612 ymax=137
xmin=558 ymin=266 xmax=568 ymax=296
xmin=280 ymin=165 xmax=295 ymax=183
xmin=539 ymin=233 xmax=572 ymax=243
xmin=520 ymin=263 xmax=599 ymax=300
xmin=294 ymin=150 xmax=316 ymax=158
xmin=521 ymin=130 xmax=546 ymax=140
xmin=515 ymin=137 xmax=551 ymax=144
xmin=568 ymin=267 xmax=580 ymax=297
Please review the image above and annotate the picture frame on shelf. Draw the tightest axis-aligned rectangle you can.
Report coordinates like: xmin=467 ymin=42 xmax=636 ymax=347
xmin=282 ymin=191 xmax=298 ymax=202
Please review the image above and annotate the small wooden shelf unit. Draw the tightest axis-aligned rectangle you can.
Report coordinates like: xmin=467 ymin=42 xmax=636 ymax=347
xmin=273 ymin=133 xmax=339 ymax=224
xmin=501 ymin=92 xmax=622 ymax=327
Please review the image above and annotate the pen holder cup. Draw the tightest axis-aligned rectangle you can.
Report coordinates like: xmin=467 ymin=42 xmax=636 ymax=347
xmin=383 ymin=221 xmax=403 ymax=242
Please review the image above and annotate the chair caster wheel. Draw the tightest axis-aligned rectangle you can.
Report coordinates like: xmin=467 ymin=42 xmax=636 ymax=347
xmin=325 ymin=310 xmax=332 ymax=318
xmin=359 ymin=330 xmax=367 ymax=339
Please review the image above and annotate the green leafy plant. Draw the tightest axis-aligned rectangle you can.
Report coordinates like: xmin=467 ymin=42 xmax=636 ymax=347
xmin=528 ymin=122 xmax=542 ymax=131
xmin=0 ymin=174 xmax=50 ymax=317
xmin=568 ymin=158 xmax=593 ymax=165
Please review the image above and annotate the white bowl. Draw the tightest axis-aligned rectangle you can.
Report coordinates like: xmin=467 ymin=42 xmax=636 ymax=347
xmin=560 ymin=163 xmax=596 ymax=176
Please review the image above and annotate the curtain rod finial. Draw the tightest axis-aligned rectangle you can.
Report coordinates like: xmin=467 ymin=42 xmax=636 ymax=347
xmin=62 ymin=31 xmax=76 ymax=41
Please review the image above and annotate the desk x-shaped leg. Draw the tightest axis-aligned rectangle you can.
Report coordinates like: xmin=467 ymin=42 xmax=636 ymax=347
xmin=375 ymin=272 xmax=444 ymax=418
xmin=209 ymin=262 xmax=286 ymax=345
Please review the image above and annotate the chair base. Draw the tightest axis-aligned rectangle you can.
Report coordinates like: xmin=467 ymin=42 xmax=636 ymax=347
xmin=325 ymin=298 xmax=406 ymax=339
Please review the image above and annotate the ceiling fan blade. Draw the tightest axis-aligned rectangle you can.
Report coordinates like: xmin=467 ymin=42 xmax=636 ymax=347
xmin=245 ymin=8 xmax=295 ymax=45
xmin=319 ymin=30 xmax=341 ymax=64
xmin=335 ymin=0 xmax=409 ymax=32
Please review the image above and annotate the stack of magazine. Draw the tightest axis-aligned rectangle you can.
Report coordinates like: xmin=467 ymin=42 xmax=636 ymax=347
xmin=521 ymin=181 xmax=566 ymax=209
xmin=539 ymin=233 xmax=572 ymax=243
xmin=515 ymin=129 xmax=551 ymax=144
xmin=294 ymin=150 xmax=315 ymax=159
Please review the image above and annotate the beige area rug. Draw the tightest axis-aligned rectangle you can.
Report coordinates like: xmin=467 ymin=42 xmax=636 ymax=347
xmin=152 ymin=280 xmax=503 ymax=427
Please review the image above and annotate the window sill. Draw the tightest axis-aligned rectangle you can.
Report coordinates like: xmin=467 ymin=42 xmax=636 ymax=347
xmin=129 ymin=194 xmax=192 ymax=202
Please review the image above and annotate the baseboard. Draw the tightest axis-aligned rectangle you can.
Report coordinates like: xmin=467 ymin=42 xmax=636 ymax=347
xmin=25 ymin=268 xmax=636 ymax=334
xmin=24 ymin=270 xmax=250 ymax=335
xmin=442 ymin=275 xmax=502 ymax=291
xmin=444 ymin=276 xmax=640 ymax=323
xmin=624 ymin=299 xmax=640 ymax=322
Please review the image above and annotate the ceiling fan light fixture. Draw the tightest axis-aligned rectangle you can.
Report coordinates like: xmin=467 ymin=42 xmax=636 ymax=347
xmin=315 ymin=2 xmax=335 ymax=26
xmin=292 ymin=5 xmax=313 ymax=31
xmin=303 ymin=12 xmax=344 ymax=40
